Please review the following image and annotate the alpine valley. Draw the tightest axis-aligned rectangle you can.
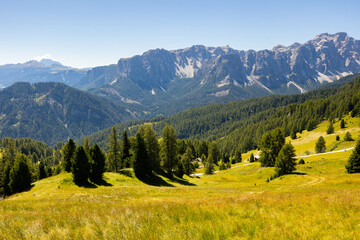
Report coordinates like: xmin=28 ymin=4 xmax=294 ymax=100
xmin=0 ymin=32 xmax=360 ymax=145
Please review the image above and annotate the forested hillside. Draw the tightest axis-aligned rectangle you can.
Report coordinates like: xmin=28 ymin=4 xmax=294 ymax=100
xmin=0 ymin=82 xmax=136 ymax=146
xmin=82 ymin=74 xmax=360 ymax=154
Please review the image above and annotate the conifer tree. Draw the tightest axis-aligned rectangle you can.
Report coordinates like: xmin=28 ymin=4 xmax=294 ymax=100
xmin=133 ymin=131 xmax=151 ymax=178
xmin=290 ymin=128 xmax=297 ymax=139
xmin=346 ymin=140 xmax=360 ymax=173
xmin=205 ymin=153 xmax=215 ymax=174
xmin=249 ymin=153 xmax=255 ymax=163
xmin=234 ymin=149 xmax=242 ymax=163
xmin=315 ymin=136 xmax=326 ymax=153
xmin=1 ymin=163 xmax=12 ymax=196
xmin=83 ymin=137 xmax=90 ymax=153
xmin=259 ymin=128 xmax=285 ymax=167
xmin=181 ymin=147 xmax=195 ymax=176
xmin=160 ymin=124 xmax=178 ymax=175
xmin=62 ymin=139 xmax=76 ymax=172
xmin=38 ymin=161 xmax=47 ymax=180
xmin=121 ymin=131 xmax=131 ymax=168
xmin=89 ymin=144 xmax=106 ymax=183
xmin=275 ymin=143 xmax=296 ymax=176
xmin=344 ymin=132 xmax=354 ymax=141
xmin=208 ymin=142 xmax=220 ymax=165
xmin=144 ymin=125 xmax=160 ymax=172
xmin=107 ymin=126 xmax=121 ymax=172
xmin=9 ymin=154 xmax=32 ymax=194
xmin=71 ymin=146 xmax=90 ymax=185
xmin=327 ymin=122 xmax=334 ymax=134
xmin=340 ymin=119 xmax=345 ymax=129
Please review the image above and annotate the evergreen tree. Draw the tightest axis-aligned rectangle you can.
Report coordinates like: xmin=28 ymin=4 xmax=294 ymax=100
xmin=107 ymin=126 xmax=121 ymax=172
xmin=306 ymin=119 xmax=316 ymax=131
xmin=62 ymin=139 xmax=76 ymax=172
xmin=336 ymin=135 xmax=340 ymax=141
xmin=290 ymin=128 xmax=297 ymax=139
xmin=249 ymin=153 xmax=255 ymax=163
xmin=344 ymin=132 xmax=354 ymax=141
xmin=133 ymin=131 xmax=151 ymax=178
xmin=144 ymin=125 xmax=160 ymax=172
xmin=71 ymin=146 xmax=90 ymax=185
xmin=9 ymin=154 xmax=32 ymax=194
xmin=275 ymin=143 xmax=297 ymax=176
xmin=1 ymin=163 xmax=12 ymax=196
xmin=327 ymin=122 xmax=334 ymax=134
xmin=121 ymin=131 xmax=131 ymax=168
xmin=234 ymin=149 xmax=242 ymax=163
xmin=208 ymin=142 xmax=220 ymax=165
xmin=346 ymin=140 xmax=360 ymax=173
xmin=89 ymin=144 xmax=106 ymax=183
xmin=315 ymin=136 xmax=326 ymax=153
xmin=47 ymin=167 xmax=52 ymax=177
xmin=340 ymin=119 xmax=345 ymax=129
xmin=83 ymin=137 xmax=90 ymax=153
xmin=259 ymin=128 xmax=285 ymax=167
xmin=181 ymin=147 xmax=195 ymax=176
xmin=204 ymin=153 xmax=215 ymax=175
xmin=160 ymin=124 xmax=178 ymax=175
xmin=38 ymin=161 xmax=47 ymax=180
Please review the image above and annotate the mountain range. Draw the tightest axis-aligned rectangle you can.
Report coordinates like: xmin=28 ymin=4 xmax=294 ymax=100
xmin=74 ymin=32 xmax=359 ymax=117
xmin=0 ymin=59 xmax=87 ymax=89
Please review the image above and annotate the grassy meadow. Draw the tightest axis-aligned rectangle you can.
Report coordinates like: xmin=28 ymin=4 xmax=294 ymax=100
xmin=1 ymin=117 xmax=360 ymax=239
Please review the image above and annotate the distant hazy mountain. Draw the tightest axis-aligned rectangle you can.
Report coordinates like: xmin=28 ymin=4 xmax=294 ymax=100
xmin=77 ymin=32 xmax=360 ymax=117
xmin=0 ymin=59 xmax=87 ymax=88
xmin=0 ymin=82 xmax=136 ymax=145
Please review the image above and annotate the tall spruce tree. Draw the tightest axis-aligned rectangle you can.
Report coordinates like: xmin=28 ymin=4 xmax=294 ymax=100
xmin=107 ymin=126 xmax=121 ymax=172
xmin=181 ymin=147 xmax=195 ymax=176
xmin=327 ymin=122 xmax=334 ymax=134
xmin=144 ymin=125 xmax=160 ymax=172
xmin=83 ymin=137 xmax=90 ymax=153
xmin=340 ymin=119 xmax=346 ymax=129
xmin=38 ymin=161 xmax=47 ymax=180
xmin=160 ymin=124 xmax=178 ymax=175
xmin=9 ymin=154 xmax=32 ymax=194
xmin=71 ymin=146 xmax=90 ymax=185
xmin=89 ymin=144 xmax=106 ymax=183
xmin=121 ymin=131 xmax=131 ymax=168
xmin=315 ymin=136 xmax=326 ymax=153
xmin=208 ymin=142 xmax=220 ymax=165
xmin=62 ymin=139 xmax=76 ymax=172
xmin=259 ymin=128 xmax=285 ymax=167
xmin=275 ymin=143 xmax=297 ymax=176
xmin=133 ymin=131 xmax=151 ymax=178
xmin=234 ymin=149 xmax=242 ymax=163
xmin=205 ymin=153 xmax=215 ymax=175
xmin=345 ymin=140 xmax=360 ymax=173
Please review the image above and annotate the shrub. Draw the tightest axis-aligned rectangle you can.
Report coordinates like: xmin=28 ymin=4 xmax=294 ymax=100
xmin=298 ymin=159 xmax=305 ymax=164
xmin=344 ymin=132 xmax=354 ymax=141
xmin=336 ymin=135 xmax=340 ymax=141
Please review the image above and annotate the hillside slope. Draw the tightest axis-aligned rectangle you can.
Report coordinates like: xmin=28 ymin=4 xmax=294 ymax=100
xmin=83 ymin=75 xmax=360 ymax=152
xmin=2 ymin=128 xmax=360 ymax=239
xmin=0 ymin=82 xmax=136 ymax=145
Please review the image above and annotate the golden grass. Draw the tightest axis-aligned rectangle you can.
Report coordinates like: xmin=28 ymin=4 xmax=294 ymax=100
xmin=1 ymin=117 xmax=360 ymax=239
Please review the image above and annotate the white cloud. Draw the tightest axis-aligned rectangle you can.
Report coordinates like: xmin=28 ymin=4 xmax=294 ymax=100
xmin=33 ymin=53 xmax=52 ymax=61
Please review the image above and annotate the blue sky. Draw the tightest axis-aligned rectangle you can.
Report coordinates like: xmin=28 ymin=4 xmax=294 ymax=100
xmin=1 ymin=0 xmax=359 ymax=68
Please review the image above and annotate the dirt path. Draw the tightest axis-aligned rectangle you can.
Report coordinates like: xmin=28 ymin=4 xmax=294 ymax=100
xmin=296 ymin=147 xmax=354 ymax=158
xmin=191 ymin=163 xmax=252 ymax=177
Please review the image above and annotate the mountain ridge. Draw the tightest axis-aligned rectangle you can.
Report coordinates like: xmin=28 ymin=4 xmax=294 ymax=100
xmin=78 ymin=32 xmax=360 ymax=117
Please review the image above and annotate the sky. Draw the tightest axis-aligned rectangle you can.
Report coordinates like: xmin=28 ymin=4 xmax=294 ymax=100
xmin=0 ymin=0 xmax=359 ymax=68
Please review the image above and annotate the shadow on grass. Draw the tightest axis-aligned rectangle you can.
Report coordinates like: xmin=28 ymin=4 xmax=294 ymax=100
xmin=75 ymin=181 xmax=98 ymax=188
xmin=93 ymin=178 xmax=113 ymax=187
xmin=168 ymin=176 xmax=196 ymax=186
xmin=292 ymin=172 xmax=307 ymax=175
xmin=117 ymin=169 xmax=134 ymax=178
xmin=138 ymin=174 xmax=174 ymax=187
